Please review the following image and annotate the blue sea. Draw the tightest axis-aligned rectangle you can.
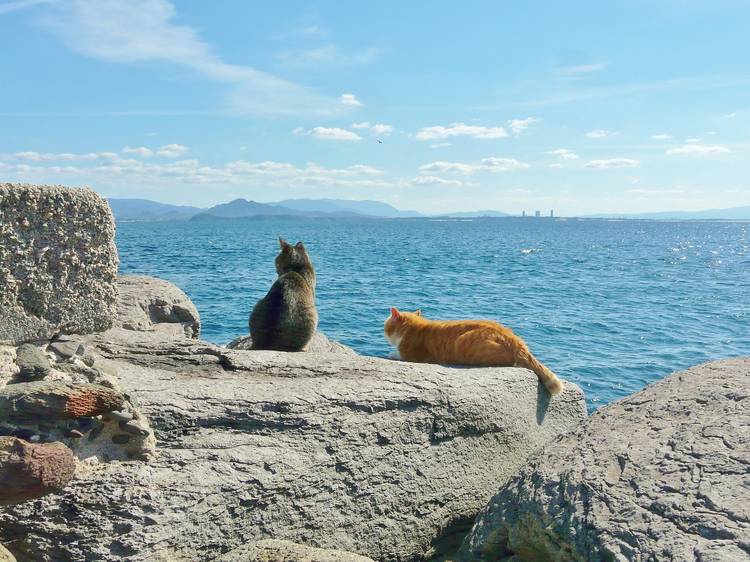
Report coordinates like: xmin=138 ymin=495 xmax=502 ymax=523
xmin=116 ymin=218 xmax=749 ymax=412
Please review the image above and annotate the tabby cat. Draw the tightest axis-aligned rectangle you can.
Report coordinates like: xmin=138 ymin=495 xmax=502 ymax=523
xmin=249 ymin=238 xmax=318 ymax=351
xmin=384 ymin=308 xmax=563 ymax=394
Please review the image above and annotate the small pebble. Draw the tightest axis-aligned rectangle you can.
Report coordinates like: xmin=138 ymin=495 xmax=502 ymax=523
xmin=111 ymin=434 xmax=130 ymax=444
xmin=107 ymin=410 xmax=133 ymax=423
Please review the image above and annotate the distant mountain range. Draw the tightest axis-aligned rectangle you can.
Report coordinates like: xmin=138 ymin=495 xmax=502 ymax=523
xmin=107 ymin=198 xmax=750 ymax=222
xmin=588 ymin=205 xmax=750 ymax=220
xmin=108 ymin=197 xmax=425 ymax=221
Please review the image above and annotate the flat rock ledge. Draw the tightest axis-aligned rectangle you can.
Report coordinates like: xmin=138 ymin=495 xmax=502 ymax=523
xmin=227 ymin=332 xmax=358 ymax=355
xmin=459 ymin=357 xmax=750 ymax=562
xmin=0 ymin=328 xmax=586 ymax=562
xmin=218 ymin=539 xmax=376 ymax=562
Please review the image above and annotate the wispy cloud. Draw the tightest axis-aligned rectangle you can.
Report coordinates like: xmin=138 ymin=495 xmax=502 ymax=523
xmin=549 ymin=148 xmax=579 ymax=160
xmin=411 ymin=175 xmax=464 ymax=187
xmin=123 ymin=146 xmax=154 ymax=157
xmin=0 ymin=0 xmax=51 ymax=14
xmin=723 ymin=112 xmax=737 ymax=118
xmin=415 ymin=123 xmax=508 ymax=141
xmin=651 ymin=133 xmax=672 ymax=140
xmin=156 ymin=143 xmax=188 ymax=157
xmin=276 ymin=44 xmax=380 ymax=67
xmin=665 ymin=144 xmax=730 ymax=156
xmin=294 ymin=126 xmax=362 ymax=141
xmin=585 ymin=129 xmax=610 ymax=139
xmin=419 ymin=157 xmax=529 ymax=174
xmin=507 ymin=117 xmax=539 ymax=134
xmin=340 ymin=93 xmax=363 ymax=107
xmin=584 ymin=158 xmax=639 ymax=169
xmin=558 ymin=62 xmax=607 ymax=76
xmin=39 ymin=0 xmax=356 ymax=116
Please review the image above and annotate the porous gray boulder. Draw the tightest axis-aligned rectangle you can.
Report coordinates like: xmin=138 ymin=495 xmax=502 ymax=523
xmin=0 ymin=328 xmax=586 ymax=562
xmin=227 ymin=331 xmax=357 ymax=355
xmin=218 ymin=539 xmax=375 ymax=562
xmin=115 ymin=275 xmax=201 ymax=339
xmin=0 ymin=184 xmax=118 ymax=344
xmin=460 ymin=357 xmax=750 ymax=562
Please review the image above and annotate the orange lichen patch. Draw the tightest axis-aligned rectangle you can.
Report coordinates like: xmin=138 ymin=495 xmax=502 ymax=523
xmin=0 ymin=437 xmax=76 ymax=505
xmin=63 ymin=386 xmax=123 ymax=418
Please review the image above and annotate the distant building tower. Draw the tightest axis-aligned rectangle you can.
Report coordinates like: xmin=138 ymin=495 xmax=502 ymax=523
xmin=550 ymin=209 xmax=554 ymax=218
xmin=535 ymin=210 xmax=541 ymax=217
xmin=522 ymin=210 xmax=526 ymax=217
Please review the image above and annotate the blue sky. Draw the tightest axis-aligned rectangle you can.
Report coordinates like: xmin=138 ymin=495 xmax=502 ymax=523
xmin=0 ymin=0 xmax=748 ymax=214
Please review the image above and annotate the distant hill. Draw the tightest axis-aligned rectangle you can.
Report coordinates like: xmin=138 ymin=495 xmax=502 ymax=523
xmin=589 ymin=205 xmax=750 ymax=220
xmin=107 ymin=199 xmax=203 ymax=221
xmin=191 ymin=199 xmax=302 ymax=220
xmin=276 ymin=198 xmax=422 ymax=218
xmin=432 ymin=210 xmax=510 ymax=218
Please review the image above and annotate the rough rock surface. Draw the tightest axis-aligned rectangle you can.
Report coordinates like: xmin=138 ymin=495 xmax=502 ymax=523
xmin=227 ymin=331 xmax=357 ymax=355
xmin=0 ymin=544 xmax=15 ymax=562
xmin=460 ymin=357 xmax=750 ymax=562
xmin=0 ymin=184 xmax=118 ymax=344
xmin=218 ymin=539 xmax=376 ymax=562
xmin=115 ymin=275 xmax=201 ymax=339
xmin=0 ymin=328 xmax=586 ymax=562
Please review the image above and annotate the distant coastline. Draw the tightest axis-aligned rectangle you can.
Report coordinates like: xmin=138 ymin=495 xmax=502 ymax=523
xmin=107 ymin=197 xmax=750 ymax=222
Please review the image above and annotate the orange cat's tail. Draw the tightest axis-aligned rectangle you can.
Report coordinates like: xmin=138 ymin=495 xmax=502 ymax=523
xmin=515 ymin=348 xmax=564 ymax=395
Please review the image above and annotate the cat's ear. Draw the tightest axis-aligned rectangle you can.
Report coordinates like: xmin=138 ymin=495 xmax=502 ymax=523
xmin=279 ymin=237 xmax=289 ymax=250
xmin=390 ymin=307 xmax=401 ymax=319
xmin=295 ymin=241 xmax=305 ymax=251
xmin=414 ymin=309 xmax=422 ymax=316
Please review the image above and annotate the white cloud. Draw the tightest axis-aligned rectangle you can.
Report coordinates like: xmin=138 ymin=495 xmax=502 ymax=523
xmin=626 ymin=188 xmax=686 ymax=196
xmin=122 ymin=146 xmax=154 ymax=157
xmin=156 ymin=143 xmax=188 ymax=157
xmin=585 ymin=129 xmax=610 ymax=139
xmin=277 ymin=44 xmax=380 ymax=67
xmin=584 ymin=158 xmax=639 ymax=169
xmin=0 ymin=0 xmax=51 ymax=14
xmin=13 ymin=151 xmax=104 ymax=161
xmin=419 ymin=157 xmax=529 ymax=174
xmin=685 ymin=137 xmax=702 ymax=143
xmin=558 ymin=63 xmax=607 ymax=76
xmin=415 ymin=122 xmax=508 ymax=141
xmin=430 ymin=143 xmax=451 ymax=149
xmin=548 ymin=163 xmax=564 ymax=169
xmin=723 ymin=112 xmax=737 ymax=118
xmin=549 ymin=148 xmax=579 ymax=160
xmin=340 ymin=93 xmax=363 ymax=107
xmin=507 ymin=117 xmax=539 ymax=134
xmin=370 ymin=123 xmax=394 ymax=136
xmin=651 ymin=133 xmax=672 ymax=140
xmin=309 ymin=127 xmax=362 ymax=141
xmin=665 ymin=144 xmax=730 ymax=156
xmin=351 ymin=122 xmax=371 ymax=129
xmin=411 ymin=176 xmax=463 ymax=187
xmin=41 ymin=0 xmax=349 ymax=116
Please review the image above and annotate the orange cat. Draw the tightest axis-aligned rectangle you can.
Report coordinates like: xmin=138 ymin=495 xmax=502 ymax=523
xmin=384 ymin=308 xmax=563 ymax=395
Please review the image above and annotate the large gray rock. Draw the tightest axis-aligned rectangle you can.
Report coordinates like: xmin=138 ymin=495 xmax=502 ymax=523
xmin=0 ymin=544 xmax=15 ymax=562
xmin=460 ymin=357 xmax=750 ymax=562
xmin=227 ymin=331 xmax=357 ymax=355
xmin=0 ymin=184 xmax=118 ymax=344
xmin=115 ymin=275 xmax=201 ymax=339
xmin=219 ymin=539 xmax=375 ymax=562
xmin=0 ymin=329 xmax=586 ymax=562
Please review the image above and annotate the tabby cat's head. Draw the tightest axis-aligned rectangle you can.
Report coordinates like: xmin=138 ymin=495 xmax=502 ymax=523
xmin=276 ymin=238 xmax=313 ymax=275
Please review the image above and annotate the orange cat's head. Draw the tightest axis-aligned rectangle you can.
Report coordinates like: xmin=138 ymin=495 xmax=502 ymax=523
xmin=384 ymin=307 xmax=422 ymax=346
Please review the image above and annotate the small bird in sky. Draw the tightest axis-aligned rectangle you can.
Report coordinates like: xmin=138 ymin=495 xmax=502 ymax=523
xmin=376 ymin=139 xmax=383 ymax=144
